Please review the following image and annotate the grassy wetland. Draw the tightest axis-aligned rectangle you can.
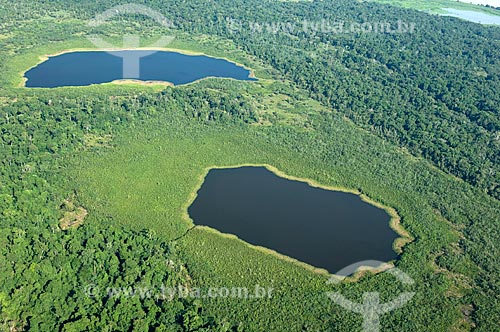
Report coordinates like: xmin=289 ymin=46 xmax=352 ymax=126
xmin=61 ymin=78 xmax=496 ymax=330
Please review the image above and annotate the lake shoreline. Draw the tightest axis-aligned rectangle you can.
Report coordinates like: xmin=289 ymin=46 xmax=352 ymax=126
xmin=181 ymin=163 xmax=414 ymax=279
xmin=19 ymin=47 xmax=257 ymax=88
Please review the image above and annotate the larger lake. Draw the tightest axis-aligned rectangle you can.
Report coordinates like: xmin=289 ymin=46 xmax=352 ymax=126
xmin=441 ymin=8 xmax=500 ymax=25
xmin=24 ymin=50 xmax=256 ymax=88
xmin=188 ymin=167 xmax=400 ymax=273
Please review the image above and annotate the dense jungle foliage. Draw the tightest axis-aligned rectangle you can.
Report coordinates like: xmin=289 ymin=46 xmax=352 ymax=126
xmin=0 ymin=0 xmax=499 ymax=331
xmin=2 ymin=0 xmax=499 ymax=199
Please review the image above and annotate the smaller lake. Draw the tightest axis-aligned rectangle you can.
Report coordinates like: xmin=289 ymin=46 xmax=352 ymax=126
xmin=24 ymin=50 xmax=257 ymax=88
xmin=441 ymin=8 xmax=500 ymax=25
xmin=188 ymin=167 xmax=400 ymax=274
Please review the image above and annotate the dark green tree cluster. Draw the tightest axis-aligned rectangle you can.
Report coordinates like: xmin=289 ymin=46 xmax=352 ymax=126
xmin=0 ymin=87 xmax=258 ymax=331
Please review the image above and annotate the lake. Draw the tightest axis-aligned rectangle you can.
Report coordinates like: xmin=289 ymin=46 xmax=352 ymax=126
xmin=188 ymin=167 xmax=400 ymax=274
xmin=24 ymin=50 xmax=256 ymax=88
xmin=441 ymin=8 xmax=500 ymax=25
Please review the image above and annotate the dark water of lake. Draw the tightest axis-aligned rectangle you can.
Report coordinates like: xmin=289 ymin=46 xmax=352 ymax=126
xmin=188 ymin=167 xmax=399 ymax=274
xmin=24 ymin=50 xmax=256 ymax=88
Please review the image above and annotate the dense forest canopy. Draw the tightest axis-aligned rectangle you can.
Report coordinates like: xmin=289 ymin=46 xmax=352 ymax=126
xmin=1 ymin=0 xmax=499 ymax=199
xmin=0 ymin=0 xmax=499 ymax=331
